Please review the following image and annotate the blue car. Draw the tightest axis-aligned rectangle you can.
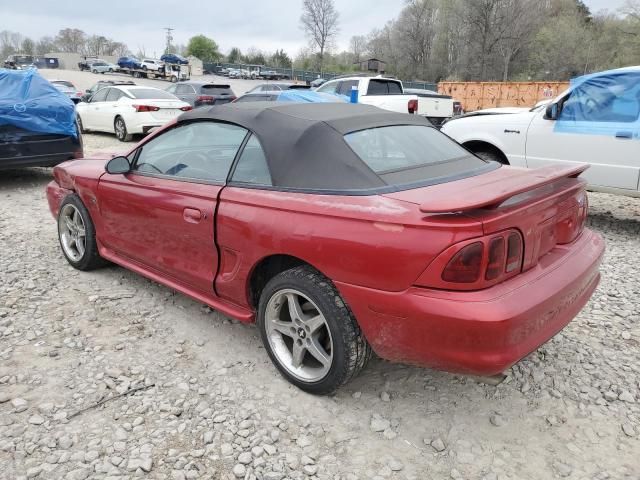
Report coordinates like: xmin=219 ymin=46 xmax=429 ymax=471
xmin=160 ymin=53 xmax=188 ymax=65
xmin=117 ymin=56 xmax=142 ymax=69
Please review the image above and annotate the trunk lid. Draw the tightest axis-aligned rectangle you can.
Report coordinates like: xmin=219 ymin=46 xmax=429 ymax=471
xmin=384 ymin=165 xmax=589 ymax=271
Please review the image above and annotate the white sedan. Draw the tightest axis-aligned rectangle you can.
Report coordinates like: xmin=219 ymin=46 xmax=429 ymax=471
xmin=76 ymin=85 xmax=191 ymax=142
xmin=442 ymin=66 xmax=640 ymax=197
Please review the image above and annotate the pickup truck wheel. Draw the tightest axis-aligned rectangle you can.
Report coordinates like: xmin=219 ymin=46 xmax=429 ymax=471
xmin=258 ymin=265 xmax=372 ymax=395
xmin=57 ymin=195 xmax=107 ymax=271
xmin=114 ymin=116 xmax=132 ymax=142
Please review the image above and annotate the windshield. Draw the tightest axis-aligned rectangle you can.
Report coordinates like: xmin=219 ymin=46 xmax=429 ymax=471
xmin=54 ymin=84 xmax=75 ymax=93
xmin=127 ymin=88 xmax=178 ymax=100
xmin=201 ymin=85 xmax=233 ymax=94
xmin=344 ymin=125 xmax=488 ymax=187
xmin=53 ymin=80 xmax=75 ymax=88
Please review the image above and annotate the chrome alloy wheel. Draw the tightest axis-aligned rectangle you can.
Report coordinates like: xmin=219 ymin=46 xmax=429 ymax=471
xmin=265 ymin=289 xmax=334 ymax=382
xmin=58 ymin=204 xmax=86 ymax=262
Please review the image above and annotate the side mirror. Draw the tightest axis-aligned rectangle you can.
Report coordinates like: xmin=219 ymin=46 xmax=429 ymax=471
xmin=544 ymin=103 xmax=559 ymax=120
xmin=105 ymin=156 xmax=131 ymax=174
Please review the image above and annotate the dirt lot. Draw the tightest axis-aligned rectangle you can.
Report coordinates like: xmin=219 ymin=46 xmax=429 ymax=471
xmin=0 ymin=72 xmax=639 ymax=479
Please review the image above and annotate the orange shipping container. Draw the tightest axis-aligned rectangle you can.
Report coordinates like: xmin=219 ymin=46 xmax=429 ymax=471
xmin=438 ymin=81 xmax=570 ymax=112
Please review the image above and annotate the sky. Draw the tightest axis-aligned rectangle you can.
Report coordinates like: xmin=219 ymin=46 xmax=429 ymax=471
xmin=0 ymin=0 xmax=629 ymax=58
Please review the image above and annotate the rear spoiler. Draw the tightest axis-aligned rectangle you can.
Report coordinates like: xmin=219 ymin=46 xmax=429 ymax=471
xmin=419 ymin=164 xmax=588 ymax=213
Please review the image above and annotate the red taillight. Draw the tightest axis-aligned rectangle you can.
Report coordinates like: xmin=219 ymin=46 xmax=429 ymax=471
xmin=76 ymin=92 xmax=83 ymax=97
xmin=133 ymin=105 xmax=160 ymax=112
xmin=408 ymin=99 xmax=418 ymax=114
xmin=485 ymin=237 xmax=506 ymax=280
xmin=196 ymin=95 xmax=214 ymax=103
xmin=442 ymin=242 xmax=483 ymax=283
xmin=505 ymin=233 xmax=523 ymax=273
xmin=180 ymin=106 xmax=193 ymax=111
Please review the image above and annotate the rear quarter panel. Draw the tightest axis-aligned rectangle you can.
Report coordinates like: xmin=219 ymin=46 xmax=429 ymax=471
xmin=215 ymin=187 xmax=484 ymax=308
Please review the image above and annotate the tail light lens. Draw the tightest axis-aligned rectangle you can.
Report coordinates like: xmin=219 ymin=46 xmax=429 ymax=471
xmin=196 ymin=95 xmax=214 ymax=103
xmin=133 ymin=105 xmax=160 ymax=112
xmin=180 ymin=106 xmax=193 ymax=111
xmin=418 ymin=229 xmax=524 ymax=291
xmin=485 ymin=237 xmax=506 ymax=280
xmin=505 ymin=233 xmax=523 ymax=273
xmin=442 ymin=242 xmax=483 ymax=283
xmin=408 ymin=99 xmax=418 ymax=114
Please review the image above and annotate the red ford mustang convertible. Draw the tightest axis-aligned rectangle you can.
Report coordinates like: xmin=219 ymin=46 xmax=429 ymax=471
xmin=47 ymin=103 xmax=604 ymax=394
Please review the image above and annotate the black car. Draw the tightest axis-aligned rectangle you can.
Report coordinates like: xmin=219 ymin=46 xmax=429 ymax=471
xmin=166 ymin=82 xmax=236 ymax=107
xmin=82 ymin=80 xmax=136 ymax=102
xmin=1 ymin=125 xmax=83 ymax=170
xmin=1 ymin=70 xmax=83 ymax=169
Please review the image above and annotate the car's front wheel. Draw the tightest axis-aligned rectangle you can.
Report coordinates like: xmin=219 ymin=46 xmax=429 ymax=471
xmin=57 ymin=195 xmax=106 ymax=271
xmin=114 ymin=116 xmax=132 ymax=142
xmin=258 ymin=265 xmax=372 ymax=395
xmin=108 ymin=68 xmax=113 ymax=73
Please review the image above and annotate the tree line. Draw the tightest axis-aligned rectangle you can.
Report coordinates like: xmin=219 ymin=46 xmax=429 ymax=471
xmin=295 ymin=0 xmax=640 ymax=82
xmin=0 ymin=28 xmax=128 ymax=59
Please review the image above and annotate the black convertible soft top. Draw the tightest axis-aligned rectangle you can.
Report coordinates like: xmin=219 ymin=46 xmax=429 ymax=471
xmin=178 ymin=103 xmax=435 ymax=191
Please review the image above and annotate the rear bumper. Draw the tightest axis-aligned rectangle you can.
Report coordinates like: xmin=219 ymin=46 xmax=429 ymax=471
xmin=1 ymin=131 xmax=82 ymax=170
xmin=336 ymin=229 xmax=604 ymax=375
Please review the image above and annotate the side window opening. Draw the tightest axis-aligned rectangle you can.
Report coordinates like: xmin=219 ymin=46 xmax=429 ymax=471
xmin=132 ymin=122 xmax=248 ymax=182
xmin=231 ymin=134 xmax=273 ymax=186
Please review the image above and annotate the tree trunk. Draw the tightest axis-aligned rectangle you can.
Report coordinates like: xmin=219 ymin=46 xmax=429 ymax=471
xmin=502 ymin=51 xmax=511 ymax=82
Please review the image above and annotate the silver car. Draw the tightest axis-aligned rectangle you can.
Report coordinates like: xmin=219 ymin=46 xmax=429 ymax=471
xmin=90 ymin=61 xmax=118 ymax=74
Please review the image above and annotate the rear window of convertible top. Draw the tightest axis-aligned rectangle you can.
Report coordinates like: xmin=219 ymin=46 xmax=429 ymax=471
xmin=344 ymin=125 xmax=488 ymax=187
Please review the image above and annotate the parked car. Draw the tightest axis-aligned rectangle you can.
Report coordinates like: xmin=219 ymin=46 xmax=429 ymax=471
xmin=310 ymin=78 xmax=327 ymax=88
xmin=316 ymin=76 xmax=419 ymax=114
xmin=160 ymin=53 xmax=188 ymax=65
xmin=90 ymin=61 xmax=118 ymax=74
xmin=51 ymin=80 xmax=84 ymax=104
xmin=404 ymin=88 xmax=454 ymax=126
xmin=1 ymin=69 xmax=82 ymax=169
xmin=117 ymin=56 xmax=142 ymax=70
xmin=4 ymin=54 xmax=35 ymax=69
xmin=78 ymin=57 xmax=102 ymax=71
xmin=228 ymin=69 xmax=241 ymax=79
xmin=441 ymin=66 xmax=640 ymax=197
xmin=46 ymin=102 xmax=603 ymax=394
xmin=75 ymin=85 xmax=191 ymax=141
xmin=233 ymin=90 xmax=347 ymax=104
xmin=81 ymin=80 xmax=136 ymax=102
xmin=246 ymin=83 xmax=310 ymax=94
xmin=140 ymin=59 xmax=163 ymax=71
xmin=166 ymin=82 xmax=236 ymax=107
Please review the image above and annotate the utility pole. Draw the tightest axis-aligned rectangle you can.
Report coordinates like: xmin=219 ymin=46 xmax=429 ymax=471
xmin=164 ymin=27 xmax=174 ymax=54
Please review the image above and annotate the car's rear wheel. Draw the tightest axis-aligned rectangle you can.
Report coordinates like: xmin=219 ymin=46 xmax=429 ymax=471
xmin=108 ymin=68 xmax=113 ymax=73
xmin=57 ymin=195 xmax=106 ymax=271
xmin=258 ymin=265 xmax=371 ymax=395
xmin=473 ymin=148 xmax=507 ymax=164
xmin=170 ymin=75 xmax=178 ymax=83
xmin=114 ymin=116 xmax=132 ymax=142
xmin=77 ymin=115 xmax=86 ymax=134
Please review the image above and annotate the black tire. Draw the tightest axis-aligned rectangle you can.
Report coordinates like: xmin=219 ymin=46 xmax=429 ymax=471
xmin=170 ymin=75 xmax=178 ymax=83
xmin=473 ymin=148 xmax=507 ymax=164
xmin=57 ymin=194 xmax=107 ymax=271
xmin=257 ymin=265 xmax=372 ymax=395
xmin=77 ymin=115 xmax=86 ymax=134
xmin=114 ymin=116 xmax=132 ymax=142
xmin=142 ymin=65 xmax=147 ymax=71
xmin=108 ymin=68 xmax=113 ymax=73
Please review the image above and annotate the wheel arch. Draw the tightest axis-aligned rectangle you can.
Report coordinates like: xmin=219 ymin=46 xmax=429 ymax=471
xmin=462 ymin=140 xmax=510 ymax=165
xmin=247 ymin=254 xmax=323 ymax=309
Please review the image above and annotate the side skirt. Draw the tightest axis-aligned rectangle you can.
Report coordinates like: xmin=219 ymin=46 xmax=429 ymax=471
xmin=97 ymin=243 xmax=255 ymax=323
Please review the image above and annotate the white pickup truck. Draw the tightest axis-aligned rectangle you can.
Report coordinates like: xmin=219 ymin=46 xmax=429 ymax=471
xmin=442 ymin=66 xmax=640 ymax=197
xmin=404 ymin=88 xmax=454 ymax=126
xmin=315 ymin=76 xmax=419 ymax=115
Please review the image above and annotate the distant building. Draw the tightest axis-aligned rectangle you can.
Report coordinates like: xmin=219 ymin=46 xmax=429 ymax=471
xmin=355 ymin=58 xmax=386 ymax=74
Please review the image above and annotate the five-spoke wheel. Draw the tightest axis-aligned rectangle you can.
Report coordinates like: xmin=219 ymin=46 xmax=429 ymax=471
xmin=258 ymin=265 xmax=371 ymax=394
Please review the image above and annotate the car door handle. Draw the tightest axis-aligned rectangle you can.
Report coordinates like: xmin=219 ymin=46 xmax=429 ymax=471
xmin=615 ymin=131 xmax=633 ymax=139
xmin=183 ymin=208 xmax=203 ymax=223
